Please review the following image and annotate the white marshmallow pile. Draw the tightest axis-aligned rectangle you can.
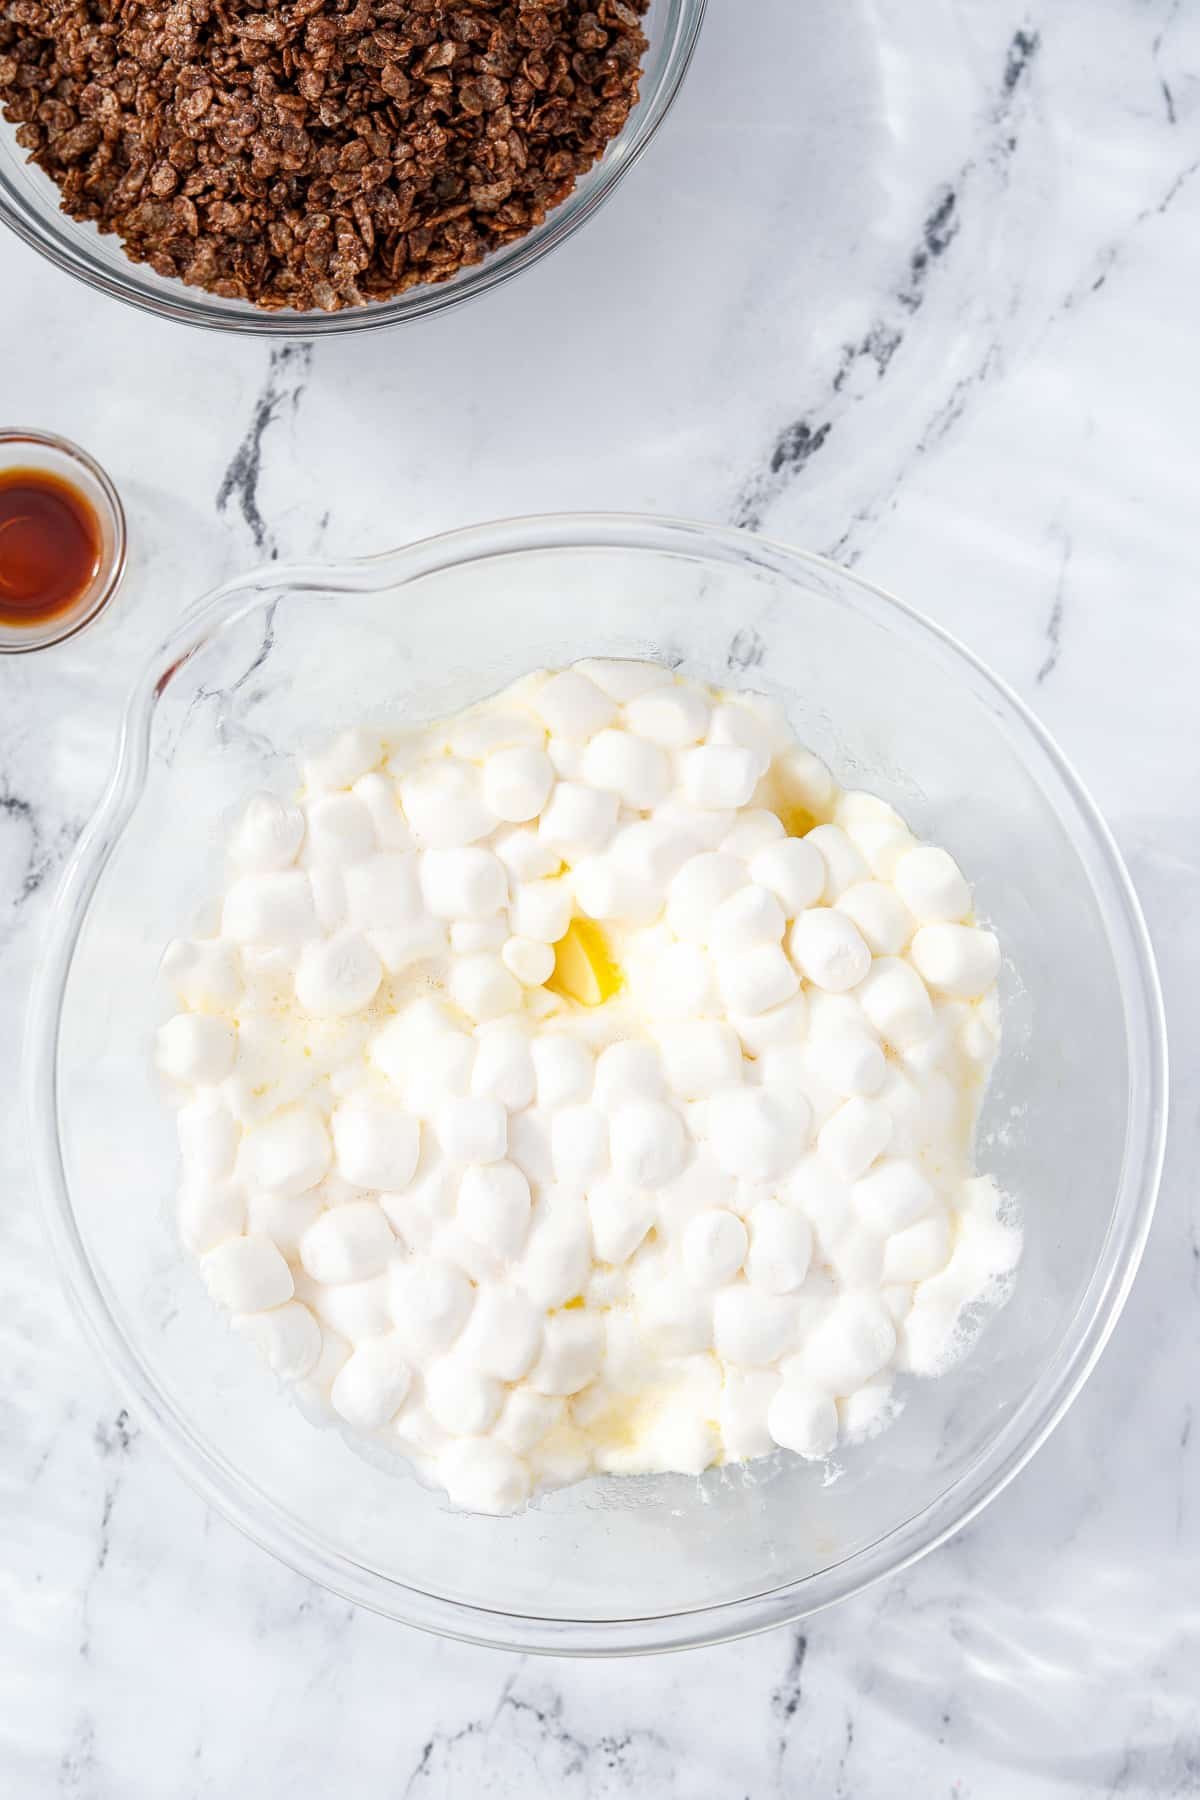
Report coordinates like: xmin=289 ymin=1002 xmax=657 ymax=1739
xmin=158 ymin=659 xmax=1019 ymax=1515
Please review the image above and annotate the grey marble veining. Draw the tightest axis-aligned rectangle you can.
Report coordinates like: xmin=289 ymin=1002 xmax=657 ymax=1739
xmin=3 ymin=0 xmax=1200 ymax=1791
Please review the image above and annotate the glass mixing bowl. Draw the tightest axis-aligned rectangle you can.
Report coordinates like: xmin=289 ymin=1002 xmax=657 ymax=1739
xmin=0 ymin=0 xmax=703 ymax=335
xmin=25 ymin=513 xmax=1166 ymax=1653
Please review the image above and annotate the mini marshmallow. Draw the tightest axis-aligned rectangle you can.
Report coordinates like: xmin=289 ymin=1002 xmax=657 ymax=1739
xmin=708 ymin=703 xmax=781 ymax=777
xmin=437 ymin=1095 xmax=508 ymax=1165
xmin=478 ymin=744 xmax=554 ymax=823
xmin=495 ymin=1389 xmax=564 ymax=1455
xmin=708 ymin=1087 xmax=809 ymax=1182
xmin=551 ymin=1104 xmax=611 ymax=1185
xmin=502 ymin=935 xmax=555 ymax=986
xmin=803 ymin=1294 xmax=896 ymax=1394
xmin=531 ymin=670 xmax=616 ymax=741
xmin=332 ymin=1093 xmax=419 ymax=1190
xmin=682 ymin=1209 xmax=748 ymax=1287
xmin=806 ymin=824 xmax=869 ymax=900
xmin=246 ymin=1187 xmax=323 ymax=1258
xmin=610 ymin=1099 xmax=687 ymax=1188
xmin=352 ymin=772 xmax=414 ymax=849
xmin=470 ymin=1022 xmax=535 ymax=1111
xmin=708 ymin=884 xmax=786 ymax=954
xmin=425 ymin=1358 xmax=503 ymax=1435
xmin=593 ymin=1040 xmax=666 ymax=1110
xmin=856 ymin=955 xmax=935 ymax=1047
xmin=309 ymin=1271 xmax=394 ymax=1345
xmin=449 ymin=709 xmax=543 ymax=760
xmin=767 ymin=1382 xmax=838 ymax=1459
xmin=530 ymin=1311 xmax=604 ymax=1395
xmin=716 ymin=943 xmax=799 ymax=1016
xmin=853 ymin=1159 xmax=935 ymax=1234
xmin=531 ymin=1035 xmax=593 ymax=1108
xmin=581 ymin=727 xmax=673 ymax=809
xmin=837 ymin=1376 xmax=895 ymax=1440
xmin=400 ymin=760 xmax=495 ymax=848
xmin=300 ymin=1201 xmax=394 ymax=1285
xmin=730 ymin=993 xmax=809 ymax=1055
xmin=373 ymin=1015 xmax=475 ymax=1117
xmin=439 ymin=1437 xmax=532 ymax=1515
xmin=223 ymin=870 xmax=317 ymax=945
xmin=510 ymin=878 xmax=572 ymax=943
xmin=157 ymin=1013 xmax=236 ymax=1086
xmin=389 ymin=1255 xmax=473 ymax=1358
xmin=573 ymin=657 xmax=674 ymax=701
xmin=720 ymin=809 xmax=785 ymax=858
xmin=507 ymin=1108 xmax=556 ymax=1188
xmin=836 ymin=881 xmax=914 ymax=955
xmin=624 ymin=683 xmax=711 ymax=747
xmin=303 ymin=728 xmax=382 ymax=793
xmin=808 ymin=1025 xmax=886 ymax=1098
xmin=202 ymin=1235 xmax=294 ymax=1314
xmin=746 ymin=1200 xmax=813 ymax=1294
xmin=295 ymin=932 xmax=382 ymax=1017
xmin=452 ymin=918 xmax=508 ymax=953
xmin=331 ymin=1335 xmax=412 ymax=1431
xmin=634 ymin=1266 xmax=714 ymax=1355
xmin=308 ymin=865 xmax=347 ymax=933
xmin=882 ymin=1207 xmax=952 ymax=1282
xmin=713 ymin=1286 xmax=796 ymax=1367
xmin=303 ymin=792 xmax=377 ymax=866
xmin=177 ymin=1092 xmax=241 ymax=1178
xmin=494 ymin=826 xmax=562 ymax=882
xmin=894 ymin=846 xmax=971 ymax=923
xmin=656 ymin=1020 xmax=743 ymax=1100
xmin=817 ymin=1096 xmax=893 ymax=1182
xmin=788 ymin=909 xmax=871 ymax=993
xmin=747 ymin=837 xmax=826 ymax=918
xmin=537 ymin=781 xmax=619 ymax=853
xmin=161 ymin=938 xmax=242 ymax=1012
xmin=771 ymin=744 xmax=835 ymax=814
xmin=233 ymin=1301 xmax=322 ymax=1382
xmin=571 ymin=855 xmax=660 ymax=926
xmin=679 ymin=744 xmax=761 ymax=810
xmin=518 ymin=1195 xmax=592 ymax=1308
xmin=239 ymin=1105 xmax=330 ymax=1197
xmin=546 ymin=736 xmax=585 ymax=778
xmin=609 ymin=818 xmax=698 ymax=887
xmin=228 ymin=793 xmax=305 ymax=872
xmin=343 ymin=853 xmax=424 ymax=933
xmin=179 ymin=1177 xmax=244 ymax=1254
xmin=587 ymin=1181 xmax=654 ymax=1264
xmin=719 ymin=1369 xmax=780 ymax=1460
xmin=421 ymin=847 xmax=506 ymax=920
xmin=666 ymin=852 xmax=746 ymax=943
xmin=910 ymin=923 xmax=1000 ymax=999
xmin=454 ymin=1283 xmax=542 ymax=1381
xmin=636 ymin=939 xmax=718 ymax=1020
xmin=449 ymin=953 xmax=523 ymax=1022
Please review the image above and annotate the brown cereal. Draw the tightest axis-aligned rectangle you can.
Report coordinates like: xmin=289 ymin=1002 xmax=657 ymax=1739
xmin=0 ymin=0 xmax=649 ymax=313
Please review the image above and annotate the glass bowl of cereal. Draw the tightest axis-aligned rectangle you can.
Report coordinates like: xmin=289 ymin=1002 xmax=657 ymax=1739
xmin=25 ymin=513 xmax=1166 ymax=1652
xmin=0 ymin=1 xmax=704 ymax=334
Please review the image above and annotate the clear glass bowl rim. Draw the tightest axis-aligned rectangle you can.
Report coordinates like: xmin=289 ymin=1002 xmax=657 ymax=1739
xmin=0 ymin=1 xmax=706 ymax=337
xmin=0 ymin=426 xmax=128 ymax=652
xmin=23 ymin=511 xmax=1168 ymax=1654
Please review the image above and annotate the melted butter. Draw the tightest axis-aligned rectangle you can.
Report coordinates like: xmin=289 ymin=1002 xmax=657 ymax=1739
xmin=546 ymin=917 xmax=623 ymax=1007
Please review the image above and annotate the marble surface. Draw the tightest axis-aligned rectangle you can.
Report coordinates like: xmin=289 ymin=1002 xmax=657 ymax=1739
xmin=3 ymin=0 xmax=1199 ymax=1790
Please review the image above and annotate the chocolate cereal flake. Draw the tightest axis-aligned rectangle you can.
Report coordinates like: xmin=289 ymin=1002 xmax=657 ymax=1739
xmin=0 ymin=0 xmax=649 ymax=312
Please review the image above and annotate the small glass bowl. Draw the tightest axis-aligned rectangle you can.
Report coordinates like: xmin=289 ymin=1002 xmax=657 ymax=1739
xmin=0 ymin=0 xmax=705 ymax=336
xmin=0 ymin=428 xmax=126 ymax=654
xmin=24 ymin=514 xmax=1167 ymax=1654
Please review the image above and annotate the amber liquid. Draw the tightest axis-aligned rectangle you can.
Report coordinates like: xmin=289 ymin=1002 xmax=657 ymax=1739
xmin=0 ymin=467 xmax=102 ymax=628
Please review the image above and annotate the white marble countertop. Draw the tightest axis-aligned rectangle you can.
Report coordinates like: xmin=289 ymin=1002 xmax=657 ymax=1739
xmin=4 ymin=0 xmax=1199 ymax=1790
